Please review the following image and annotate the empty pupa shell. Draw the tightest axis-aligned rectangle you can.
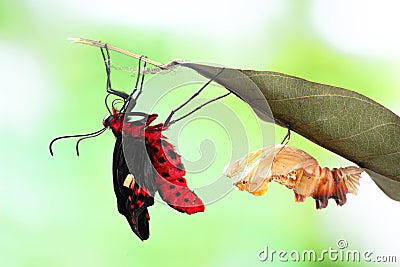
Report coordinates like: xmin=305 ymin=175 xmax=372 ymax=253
xmin=224 ymin=145 xmax=363 ymax=209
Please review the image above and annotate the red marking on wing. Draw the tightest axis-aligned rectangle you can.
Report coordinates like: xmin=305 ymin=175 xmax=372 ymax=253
xmin=146 ymin=126 xmax=205 ymax=215
xmin=128 ymin=185 xmax=153 ymax=223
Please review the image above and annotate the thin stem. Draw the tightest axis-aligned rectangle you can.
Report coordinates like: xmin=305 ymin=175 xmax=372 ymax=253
xmin=68 ymin=37 xmax=167 ymax=70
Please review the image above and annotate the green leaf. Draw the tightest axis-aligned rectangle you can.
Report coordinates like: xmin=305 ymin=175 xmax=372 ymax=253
xmin=177 ymin=62 xmax=400 ymax=201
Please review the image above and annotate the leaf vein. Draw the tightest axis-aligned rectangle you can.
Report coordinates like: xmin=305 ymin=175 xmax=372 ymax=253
xmin=267 ymin=94 xmax=376 ymax=106
xmin=354 ymin=150 xmax=400 ymax=160
xmin=320 ymin=123 xmax=400 ymax=143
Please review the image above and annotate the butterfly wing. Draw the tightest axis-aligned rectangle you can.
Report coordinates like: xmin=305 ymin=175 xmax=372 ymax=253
xmin=224 ymin=145 xmax=276 ymax=196
xmin=112 ymin=135 xmax=154 ymax=240
xmin=270 ymin=145 xmax=319 ymax=176
xmin=123 ymin=134 xmax=157 ymax=195
xmin=145 ymin=130 xmax=205 ymax=215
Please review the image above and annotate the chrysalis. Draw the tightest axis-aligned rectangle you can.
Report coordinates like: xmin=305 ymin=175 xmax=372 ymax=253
xmin=224 ymin=144 xmax=363 ymax=209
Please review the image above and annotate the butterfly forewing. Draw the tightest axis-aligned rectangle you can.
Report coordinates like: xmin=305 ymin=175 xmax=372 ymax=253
xmin=270 ymin=145 xmax=318 ymax=176
xmin=112 ymin=135 xmax=154 ymax=240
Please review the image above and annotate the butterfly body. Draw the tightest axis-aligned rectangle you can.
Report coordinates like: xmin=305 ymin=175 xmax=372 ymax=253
xmin=104 ymin=109 xmax=205 ymax=240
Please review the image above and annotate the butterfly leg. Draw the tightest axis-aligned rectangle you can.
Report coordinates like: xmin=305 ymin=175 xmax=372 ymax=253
xmin=280 ymin=125 xmax=291 ymax=145
xmin=164 ymin=67 xmax=227 ymax=126
xmin=100 ymin=44 xmax=130 ymax=100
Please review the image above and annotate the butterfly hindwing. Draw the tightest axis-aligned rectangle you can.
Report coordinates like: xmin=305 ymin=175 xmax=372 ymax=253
xmin=146 ymin=134 xmax=205 ymax=214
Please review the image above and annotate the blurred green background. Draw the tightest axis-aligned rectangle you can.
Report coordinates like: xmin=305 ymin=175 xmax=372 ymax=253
xmin=1 ymin=0 xmax=399 ymax=266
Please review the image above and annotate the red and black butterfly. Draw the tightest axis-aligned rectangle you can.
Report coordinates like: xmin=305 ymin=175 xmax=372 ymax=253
xmin=50 ymin=45 xmax=229 ymax=240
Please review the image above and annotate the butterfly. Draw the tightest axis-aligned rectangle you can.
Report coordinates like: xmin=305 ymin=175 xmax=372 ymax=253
xmin=224 ymin=144 xmax=363 ymax=209
xmin=50 ymin=45 xmax=230 ymax=240
xmin=104 ymin=109 xmax=205 ymax=240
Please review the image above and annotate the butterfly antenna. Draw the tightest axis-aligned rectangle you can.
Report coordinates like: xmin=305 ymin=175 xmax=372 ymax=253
xmin=164 ymin=67 xmax=226 ymax=126
xmin=75 ymin=128 xmax=107 ymax=156
xmin=49 ymin=128 xmax=106 ymax=156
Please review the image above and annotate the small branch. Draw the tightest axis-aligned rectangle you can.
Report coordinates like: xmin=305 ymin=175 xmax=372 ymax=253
xmin=68 ymin=37 xmax=168 ymax=70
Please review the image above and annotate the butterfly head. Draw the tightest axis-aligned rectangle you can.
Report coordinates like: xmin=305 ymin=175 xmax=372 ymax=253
xmin=103 ymin=109 xmax=124 ymax=134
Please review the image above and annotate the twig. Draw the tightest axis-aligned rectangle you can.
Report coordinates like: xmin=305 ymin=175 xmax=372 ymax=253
xmin=68 ymin=37 xmax=169 ymax=70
